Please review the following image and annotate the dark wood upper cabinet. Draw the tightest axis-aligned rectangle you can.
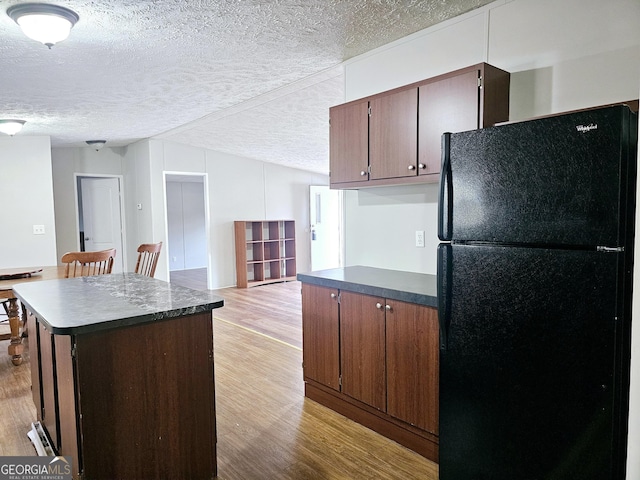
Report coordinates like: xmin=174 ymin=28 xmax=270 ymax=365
xmin=329 ymin=99 xmax=369 ymax=184
xmin=329 ymin=62 xmax=510 ymax=189
xmin=418 ymin=69 xmax=480 ymax=177
xmin=369 ymin=88 xmax=418 ymax=180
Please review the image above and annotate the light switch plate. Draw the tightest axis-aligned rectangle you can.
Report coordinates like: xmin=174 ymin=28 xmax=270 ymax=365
xmin=33 ymin=225 xmax=45 ymax=235
xmin=415 ymin=230 xmax=425 ymax=247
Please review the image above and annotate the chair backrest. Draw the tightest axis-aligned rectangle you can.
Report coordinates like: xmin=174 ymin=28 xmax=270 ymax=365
xmin=61 ymin=249 xmax=116 ymax=278
xmin=134 ymin=242 xmax=162 ymax=277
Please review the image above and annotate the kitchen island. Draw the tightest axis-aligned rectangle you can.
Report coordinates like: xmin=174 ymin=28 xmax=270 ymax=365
xmin=297 ymin=266 xmax=439 ymax=462
xmin=14 ymin=273 xmax=224 ymax=480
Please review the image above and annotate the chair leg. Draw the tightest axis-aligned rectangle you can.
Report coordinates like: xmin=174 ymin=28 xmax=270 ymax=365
xmin=6 ymin=299 xmax=24 ymax=365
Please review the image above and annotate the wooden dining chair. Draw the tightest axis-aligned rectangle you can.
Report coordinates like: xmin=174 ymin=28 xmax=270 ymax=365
xmin=134 ymin=242 xmax=162 ymax=277
xmin=61 ymin=248 xmax=116 ymax=278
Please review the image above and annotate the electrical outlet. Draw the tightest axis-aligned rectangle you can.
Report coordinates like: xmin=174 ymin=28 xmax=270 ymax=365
xmin=33 ymin=225 xmax=45 ymax=235
xmin=415 ymin=230 xmax=425 ymax=248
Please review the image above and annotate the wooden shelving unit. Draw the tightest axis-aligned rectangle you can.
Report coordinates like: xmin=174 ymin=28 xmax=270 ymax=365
xmin=234 ymin=220 xmax=296 ymax=288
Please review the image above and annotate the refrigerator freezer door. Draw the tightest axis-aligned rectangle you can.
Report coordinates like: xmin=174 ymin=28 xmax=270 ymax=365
xmin=439 ymin=105 xmax=636 ymax=247
xmin=438 ymin=243 xmax=621 ymax=480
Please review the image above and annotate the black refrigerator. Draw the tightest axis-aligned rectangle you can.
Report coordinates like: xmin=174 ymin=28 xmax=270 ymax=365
xmin=437 ymin=104 xmax=638 ymax=480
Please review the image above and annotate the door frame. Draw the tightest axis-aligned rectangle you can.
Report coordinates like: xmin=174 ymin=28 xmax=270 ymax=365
xmin=73 ymin=173 xmax=127 ymax=272
xmin=163 ymin=172 xmax=211 ymax=289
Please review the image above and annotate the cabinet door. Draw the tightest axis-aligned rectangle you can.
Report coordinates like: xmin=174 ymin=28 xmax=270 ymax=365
xmin=340 ymin=291 xmax=386 ymax=410
xmin=54 ymin=335 xmax=80 ymax=480
xmin=38 ymin=323 xmax=58 ymax=449
xmin=418 ymin=69 xmax=480 ymax=176
xmin=386 ymin=301 xmax=439 ymax=434
xmin=370 ymin=88 xmax=418 ymax=180
xmin=302 ymin=284 xmax=340 ymax=390
xmin=329 ymin=101 xmax=369 ymax=184
xmin=27 ymin=315 xmax=42 ymax=420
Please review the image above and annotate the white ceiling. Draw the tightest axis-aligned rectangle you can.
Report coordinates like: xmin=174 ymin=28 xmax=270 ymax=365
xmin=0 ymin=0 xmax=493 ymax=174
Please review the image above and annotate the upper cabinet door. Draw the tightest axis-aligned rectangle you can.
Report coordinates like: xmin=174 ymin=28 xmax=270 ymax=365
xmin=369 ymin=88 xmax=418 ymax=180
xmin=418 ymin=69 xmax=480 ymax=176
xmin=329 ymin=100 xmax=369 ymax=184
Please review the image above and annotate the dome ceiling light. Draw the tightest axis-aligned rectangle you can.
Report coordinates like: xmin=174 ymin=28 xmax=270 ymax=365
xmin=7 ymin=3 xmax=79 ymax=48
xmin=86 ymin=140 xmax=106 ymax=151
xmin=0 ymin=120 xmax=26 ymax=136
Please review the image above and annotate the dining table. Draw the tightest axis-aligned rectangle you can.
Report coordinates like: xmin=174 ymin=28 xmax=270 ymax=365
xmin=0 ymin=266 xmax=66 ymax=365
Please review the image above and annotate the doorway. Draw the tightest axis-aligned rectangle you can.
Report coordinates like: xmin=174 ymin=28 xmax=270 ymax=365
xmin=165 ymin=173 xmax=209 ymax=289
xmin=76 ymin=175 xmax=125 ymax=273
xmin=309 ymin=185 xmax=342 ymax=271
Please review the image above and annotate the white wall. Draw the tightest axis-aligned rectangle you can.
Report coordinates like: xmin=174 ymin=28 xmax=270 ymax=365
xmin=51 ymin=147 xmax=127 ymax=266
xmin=344 ymin=184 xmax=439 ymax=273
xmin=124 ymin=139 xmax=328 ymax=288
xmin=122 ymin=140 xmax=156 ymax=276
xmin=0 ymin=136 xmax=57 ymax=268
xmin=205 ymin=148 xmax=328 ymax=287
xmin=342 ymin=0 xmax=640 ymax=475
xmin=343 ymin=0 xmax=640 ymax=274
xmin=48 ymin=139 xmax=327 ymax=287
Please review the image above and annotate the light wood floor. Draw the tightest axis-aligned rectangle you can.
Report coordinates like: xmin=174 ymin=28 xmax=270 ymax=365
xmin=1 ymin=272 xmax=438 ymax=479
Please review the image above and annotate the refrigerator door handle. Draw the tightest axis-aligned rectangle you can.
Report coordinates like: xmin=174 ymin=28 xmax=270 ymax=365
xmin=437 ymin=244 xmax=452 ymax=350
xmin=438 ymin=132 xmax=453 ymax=241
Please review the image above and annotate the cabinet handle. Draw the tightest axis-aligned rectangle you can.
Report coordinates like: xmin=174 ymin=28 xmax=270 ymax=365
xmin=376 ymin=302 xmax=383 ymax=309
xmin=385 ymin=304 xmax=392 ymax=311
xmin=408 ymin=165 xmax=416 ymax=171
xmin=360 ymin=170 xmax=367 ymax=176
xmin=418 ymin=163 xmax=426 ymax=170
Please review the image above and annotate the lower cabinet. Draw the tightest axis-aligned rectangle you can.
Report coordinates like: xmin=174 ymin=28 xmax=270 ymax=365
xmin=301 ymin=283 xmax=439 ymax=461
xmin=29 ymin=312 xmax=217 ymax=480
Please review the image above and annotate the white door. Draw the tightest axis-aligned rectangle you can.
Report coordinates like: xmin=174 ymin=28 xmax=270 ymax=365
xmin=309 ymin=185 xmax=342 ymax=271
xmin=80 ymin=177 xmax=124 ymax=273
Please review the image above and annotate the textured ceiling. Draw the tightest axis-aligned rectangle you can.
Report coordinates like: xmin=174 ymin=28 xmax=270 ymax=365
xmin=0 ymin=0 xmax=494 ymax=173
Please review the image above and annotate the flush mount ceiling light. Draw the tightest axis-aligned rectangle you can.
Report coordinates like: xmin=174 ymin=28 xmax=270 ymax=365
xmin=0 ymin=120 xmax=26 ymax=136
xmin=86 ymin=140 xmax=106 ymax=151
xmin=7 ymin=3 xmax=79 ymax=48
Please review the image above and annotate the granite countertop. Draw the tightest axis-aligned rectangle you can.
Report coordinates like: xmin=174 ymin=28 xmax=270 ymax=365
xmin=14 ymin=273 xmax=224 ymax=335
xmin=297 ymin=266 xmax=437 ymax=308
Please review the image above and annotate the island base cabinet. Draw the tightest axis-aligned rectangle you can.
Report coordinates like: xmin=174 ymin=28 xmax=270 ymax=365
xmin=30 ymin=312 xmax=217 ymax=480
